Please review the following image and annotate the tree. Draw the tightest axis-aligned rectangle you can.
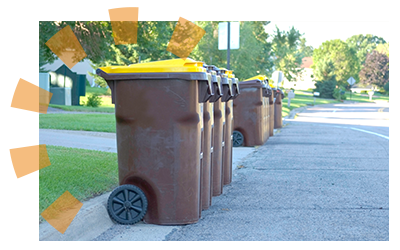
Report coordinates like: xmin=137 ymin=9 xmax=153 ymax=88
xmin=269 ymin=26 xmax=313 ymax=82
xmin=39 ymin=45 xmax=49 ymax=72
xmin=299 ymin=37 xmax=314 ymax=57
xmin=271 ymin=26 xmax=305 ymax=82
xmin=359 ymin=51 xmax=389 ymax=89
xmin=384 ymin=82 xmax=389 ymax=93
xmin=312 ymin=39 xmax=358 ymax=87
xmin=39 ymin=21 xmax=115 ymax=68
xmin=313 ymin=57 xmax=337 ymax=99
xmin=191 ymin=21 xmax=274 ymax=81
xmin=346 ymin=34 xmax=386 ymax=82
xmin=374 ymin=43 xmax=389 ymax=57
xmin=40 ymin=21 xmax=275 ymax=82
xmin=230 ymin=21 xmax=274 ymax=80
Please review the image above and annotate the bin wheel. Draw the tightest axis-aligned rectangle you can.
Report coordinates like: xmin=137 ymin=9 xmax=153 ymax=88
xmin=232 ymin=130 xmax=244 ymax=147
xmin=107 ymin=184 xmax=148 ymax=225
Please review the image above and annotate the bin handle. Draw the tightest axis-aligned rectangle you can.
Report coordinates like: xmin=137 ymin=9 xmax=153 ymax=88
xmin=206 ymin=74 xmax=213 ymax=95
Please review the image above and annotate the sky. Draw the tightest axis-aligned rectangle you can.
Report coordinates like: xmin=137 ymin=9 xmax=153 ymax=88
xmin=264 ymin=21 xmax=390 ymax=49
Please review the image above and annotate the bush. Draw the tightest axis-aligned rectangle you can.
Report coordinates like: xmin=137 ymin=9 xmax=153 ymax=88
xmin=333 ymin=86 xmax=347 ymax=101
xmin=83 ymin=94 xmax=102 ymax=107
xmin=384 ymin=82 xmax=389 ymax=93
xmin=314 ymin=79 xmax=337 ymax=99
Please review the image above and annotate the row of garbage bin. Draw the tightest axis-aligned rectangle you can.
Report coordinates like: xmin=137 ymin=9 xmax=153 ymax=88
xmin=96 ymin=58 xmax=284 ymax=225
xmin=232 ymin=75 xmax=285 ymax=147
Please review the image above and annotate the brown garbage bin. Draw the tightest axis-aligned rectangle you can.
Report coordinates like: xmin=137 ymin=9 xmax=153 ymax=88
xmin=200 ymin=64 xmax=222 ymax=211
xmin=269 ymin=88 xmax=275 ymax=136
xmin=232 ymin=77 xmax=266 ymax=147
xmin=274 ymin=88 xmax=283 ymax=129
xmin=96 ymin=58 xmax=213 ymax=225
xmin=222 ymin=70 xmax=240 ymax=186
xmin=262 ymin=80 xmax=273 ymax=141
xmin=212 ymin=68 xmax=233 ymax=196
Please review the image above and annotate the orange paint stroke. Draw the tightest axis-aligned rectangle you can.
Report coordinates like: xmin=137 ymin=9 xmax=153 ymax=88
xmin=167 ymin=17 xmax=206 ymax=60
xmin=10 ymin=144 xmax=51 ymax=178
xmin=109 ymin=7 xmax=139 ymax=45
xmin=178 ymin=16 xmax=190 ymax=22
xmin=11 ymin=79 xmax=52 ymax=114
xmin=45 ymin=25 xmax=87 ymax=69
xmin=108 ymin=7 xmax=139 ymax=22
xmin=41 ymin=191 xmax=83 ymax=234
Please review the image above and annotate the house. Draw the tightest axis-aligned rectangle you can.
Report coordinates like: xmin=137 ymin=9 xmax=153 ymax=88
xmin=282 ymin=57 xmax=315 ymax=90
xmin=42 ymin=58 xmax=96 ymax=87
xmin=350 ymin=84 xmax=375 ymax=93
xmin=48 ymin=64 xmax=86 ymax=106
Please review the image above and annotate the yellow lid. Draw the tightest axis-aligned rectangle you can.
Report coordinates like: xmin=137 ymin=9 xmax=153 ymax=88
xmin=268 ymin=78 xmax=276 ymax=88
xmin=244 ymin=75 xmax=267 ymax=81
xmin=221 ymin=69 xmax=235 ymax=78
xmin=229 ymin=73 xmax=235 ymax=78
xmin=99 ymin=58 xmax=207 ymax=73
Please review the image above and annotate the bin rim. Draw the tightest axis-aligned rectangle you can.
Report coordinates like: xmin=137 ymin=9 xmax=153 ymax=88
xmin=244 ymin=75 xmax=268 ymax=82
xmin=238 ymin=79 xmax=264 ymax=89
xmin=98 ymin=58 xmax=207 ymax=74
xmin=96 ymin=69 xmax=211 ymax=82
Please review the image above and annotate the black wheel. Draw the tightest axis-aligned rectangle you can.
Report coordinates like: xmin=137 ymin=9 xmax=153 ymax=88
xmin=107 ymin=184 xmax=148 ymax=225
xmin=232 ymin=130 xmax=244 ymax=147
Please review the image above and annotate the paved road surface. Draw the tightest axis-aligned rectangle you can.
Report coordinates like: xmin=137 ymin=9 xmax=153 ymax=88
xmin=165 ymin=102 xmax=389 ymax=241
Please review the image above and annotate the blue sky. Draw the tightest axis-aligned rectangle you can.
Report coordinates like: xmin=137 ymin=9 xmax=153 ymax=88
xmin=264 ymin=21 xmax=390 ymax=49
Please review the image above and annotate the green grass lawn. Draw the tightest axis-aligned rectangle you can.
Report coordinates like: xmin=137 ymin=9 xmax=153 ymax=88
xmin=40 ymin=113 xmax=116 ymax=132
xmin=39 ymin=145 xmax=118 ymax=222
xmin=280 ymin=90 xmax=389 ymax=117
xmin=86 ymin=86 xmax=111 ymax=96
xmin=344 ymin=91 xmax=389 ymax=102
xmin=49 ymin=104 xmax=115 ymax=113
xmin=281 ymin=91 xmax=340 ymax=117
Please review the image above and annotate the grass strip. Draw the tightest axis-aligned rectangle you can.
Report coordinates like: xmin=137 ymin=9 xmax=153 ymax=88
xmin=39 ymin=145 xmax=118 ymax=222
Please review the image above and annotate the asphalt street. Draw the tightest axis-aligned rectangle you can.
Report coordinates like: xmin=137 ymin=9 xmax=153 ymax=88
xmin=39 ymin=101 xmax=389 ymax=241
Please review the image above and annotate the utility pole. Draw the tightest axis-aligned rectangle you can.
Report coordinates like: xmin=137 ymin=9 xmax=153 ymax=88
xmin=227 ymin=22 xmax=230 ymax=70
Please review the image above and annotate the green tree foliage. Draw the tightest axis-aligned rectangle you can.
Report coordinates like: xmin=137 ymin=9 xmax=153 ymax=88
xmin=40 ymin=21 xmax=273 ymax=82
xmin=313 ymin=58 xmax=337 ymax=98
xmin=191 ymin=21 xmax=274 ymax=81
xmin=384 ymin=82 xmax=389 ymax=93
xmin=39 ymin=45 xmax=49 ymax=72
xmin=270 ymin=26 xmax=313 ymax=82
xmin=39 ymin=21 xmax=114 ymax=68
xmin=299 ymin=38 xmax=314 ymax=57
xmin=230 ymin=21 xmax=274 ymax=80
xmin=374 ymin=43 xmax=389 ymax=57
xmin=346 ymin=34 xmax=386 ymax=73
xmin=359 ymin=50 xmax=389 ymax=89
xmin=312 ymin=39 xmax=358 ymax=87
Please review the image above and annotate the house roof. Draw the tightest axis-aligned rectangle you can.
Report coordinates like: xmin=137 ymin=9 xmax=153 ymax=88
xmin=301 ymin=57 xmax=313 ymax=68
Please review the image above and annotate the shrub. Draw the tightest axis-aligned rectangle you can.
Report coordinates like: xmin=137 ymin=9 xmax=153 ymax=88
xmin=384 ymin=82 xmax=389 ymax=93
xmin=314 ymin=79 xmax=337 ymax=99
xmin=83 ymin=94 xmax=102 ymax=107
xmin=333 ymin=86 xmax=347 ymax=101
